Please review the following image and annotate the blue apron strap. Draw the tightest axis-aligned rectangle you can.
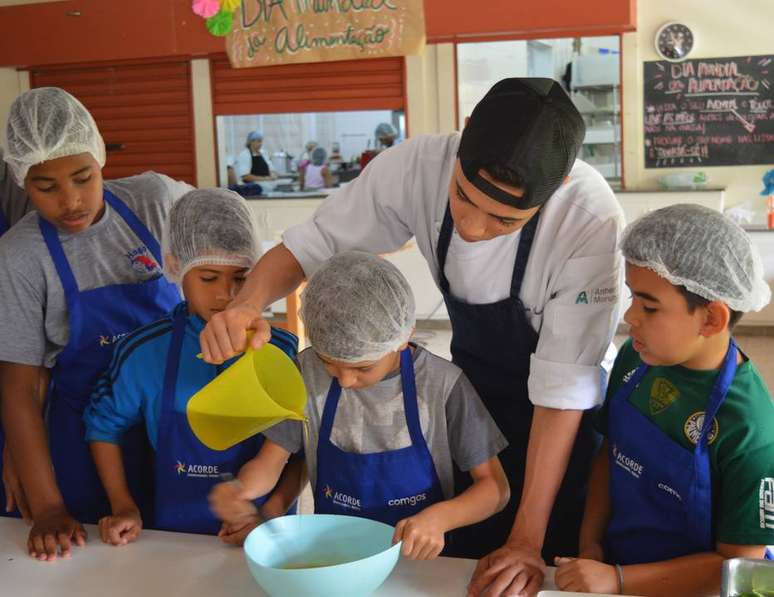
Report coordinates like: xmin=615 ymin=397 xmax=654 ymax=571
xmin=698 ymin=338 xmax=738 ymax=447
xmin=510 ymin=211 xmax=540 ymax=299
xmin=39 ymin=217 xmax=79 ymax=299
xmin=159 ymin=309 xmax=187 ymax=439
xmin=318 ymin=377 xmax=342 ymax=444
xmin=0 ymin=208 xmax=9 ymax=236
xmin=399 ymin=348 xmax=425 ymax=447
xmin=104 ymin=189 xmax=164 ymax=265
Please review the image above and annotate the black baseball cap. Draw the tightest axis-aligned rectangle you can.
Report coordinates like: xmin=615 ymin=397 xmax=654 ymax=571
xmin=458 ymin=78 xmax=586 ymax=210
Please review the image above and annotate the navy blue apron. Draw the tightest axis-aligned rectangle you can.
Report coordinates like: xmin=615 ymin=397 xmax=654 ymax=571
xmin=314 ymin=348 xmax=445 ymax=526
xmin=0 ymin=208 xmax=8 ymax=236
xmin=36 ymin=189 xmax=179 ymax=524
xmin=437 ymin=205 xmax=600 ymax=561
xmin=154 ymin=307 xmax=278 ymax=534
xmin=605 ymin=339 xmax=738 ymax=565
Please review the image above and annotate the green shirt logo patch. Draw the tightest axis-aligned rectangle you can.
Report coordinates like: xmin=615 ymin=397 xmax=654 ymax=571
xmin=650 ymin=377 xmax=680 ymax=414
xmin=683 ymin=411 xmax=719 ymax=445
xmin=575 ymin=291 xmax=588 ymax=304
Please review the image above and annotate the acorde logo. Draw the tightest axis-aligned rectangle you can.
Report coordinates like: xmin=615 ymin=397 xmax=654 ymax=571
xmin=175 ymin=460 xmax=220 ymax=478
xmin=388 ymin=493 xmax=427 ymax=507
xmin=612 ymin=444 xmax=644 ymax=478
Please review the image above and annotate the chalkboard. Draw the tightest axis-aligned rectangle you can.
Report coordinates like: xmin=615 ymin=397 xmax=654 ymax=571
xmin=643 ymin=55 xmax=774 ymax=168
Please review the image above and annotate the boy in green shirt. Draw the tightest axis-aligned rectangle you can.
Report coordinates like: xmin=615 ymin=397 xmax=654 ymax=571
xmin=555 ymin=204 xmax=774 ymax=596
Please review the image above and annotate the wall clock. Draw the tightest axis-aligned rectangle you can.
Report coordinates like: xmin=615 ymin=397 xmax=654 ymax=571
xmin=655 ymin=22 xmax=695 ymax=62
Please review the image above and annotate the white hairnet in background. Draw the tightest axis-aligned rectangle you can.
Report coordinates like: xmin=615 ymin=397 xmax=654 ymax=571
xmin=621 ymin=204 xmax=771 ymax=312
xmin=300 ymin=251 xmax=416 ymax=363
xmin=162 ymin=188 xmax=260 ymax=284
xmin=4 ymin=87 xmax=106 ymax=187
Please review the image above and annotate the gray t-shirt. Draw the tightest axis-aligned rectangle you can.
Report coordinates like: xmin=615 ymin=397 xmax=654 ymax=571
xmin=0 ymin=172 xmax=194 ymax=368
xmin=0 ymin=147 xmax=32 ymax=229
xmin=264 ymin=345 xmax=508 ymax=500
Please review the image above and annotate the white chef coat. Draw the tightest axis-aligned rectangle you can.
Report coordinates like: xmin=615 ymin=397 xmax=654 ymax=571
xmin=232 ymin=147 xmax=274 ymax=182
xmin=283 ymin=133 xmax=625 ymax=410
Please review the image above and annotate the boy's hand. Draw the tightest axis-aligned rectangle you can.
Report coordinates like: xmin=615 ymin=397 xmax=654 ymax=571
xmin=209 ymin=481 xmax=258 ymax=524
xmin=98 ymin=508 xmax=142 ymax=546
xmin=392 ymin=509 xmax=446 ymax=560
xmin=218 ymin=516 xmax=261 ymax=546
xmin=27 ymin=508 xmax=87 ymax=561
xmin=2 ymin=446 xmax=31 ymax=520
xmin=554 ymin=557 xmax=618 ymax=594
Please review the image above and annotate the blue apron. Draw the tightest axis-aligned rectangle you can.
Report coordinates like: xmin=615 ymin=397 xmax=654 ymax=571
xmin=39 ymin=190 xmax=179 ymax=523
xmin=0 ymin=208 xmax=8 ymax=235
xmin=437 ymin=205 xmax=600 ymax=560
xmin=605 ymin=339 xmax=738 ymax=565
xmin=313 ymin=348 xmax=444 ymax=526
xmin=153 ymin=307 xmax=275 ymax=534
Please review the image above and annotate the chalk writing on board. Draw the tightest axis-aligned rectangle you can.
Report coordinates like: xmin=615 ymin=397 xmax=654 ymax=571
xmin=643 ymin=55 xmax=774 ymax=168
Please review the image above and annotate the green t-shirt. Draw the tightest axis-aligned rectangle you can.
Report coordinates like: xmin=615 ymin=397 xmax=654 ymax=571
xmin=597 ymin=339 xmax=774 ymax=546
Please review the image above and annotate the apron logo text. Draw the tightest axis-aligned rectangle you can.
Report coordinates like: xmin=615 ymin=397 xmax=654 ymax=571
xmin=323 ymin=484 xmax=362 ymax=510
xmin=388 ymin=492 xmax=427 ymax=507
xmin=175 ymin=460 xmax=220 ymax=479
xmin=126 ymin=246 xmax=160 ymax=275
xmin=612 ymin=443 xmax=644 ymax=478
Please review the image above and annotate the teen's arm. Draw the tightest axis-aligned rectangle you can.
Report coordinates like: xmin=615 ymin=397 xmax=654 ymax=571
xmin=577 ymin=441 xmax=611 ymax=560
xmin=555 ymin=543 xmax=767 ymax=596
xmin=90 ymin=441 xmax=142 ymax=546
xmin=0 ymin=361 xmax=86 ymax=561
xmin=393 ymin=456 xmax=510 ymax=560
xmin=468 ymin=407 xmax=583 ymax=597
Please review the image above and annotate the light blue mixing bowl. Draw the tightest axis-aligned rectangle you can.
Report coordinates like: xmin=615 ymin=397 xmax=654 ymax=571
xmin=244 ymin=514 xmax=402 ymax=597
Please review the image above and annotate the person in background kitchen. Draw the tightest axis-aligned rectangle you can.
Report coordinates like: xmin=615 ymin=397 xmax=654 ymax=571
xmin=374 ymin=122 xmax=399 ymax=150
xmin=296 ymin=140 xmax=318 ymax=174
xmin=555 ymin=205 xmax=774 ymax=596
xmin=84 ymin=188 xmax=303 ymax=546
xmin=233 ymin=130 xmax=277 ymax=184
xmin=198 ymin=78 xmax=625 ymax=597
xmin=299 ymin=147 xmax=333 ymax=191
xmin=0 ymin=87 xmax=194 ymax=561
xmin=210 ymin=251 xmax=511 ymax=561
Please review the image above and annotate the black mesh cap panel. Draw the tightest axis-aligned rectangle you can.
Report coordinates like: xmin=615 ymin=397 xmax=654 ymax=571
xmin=458 ymin=78 xmax=586 ymax=209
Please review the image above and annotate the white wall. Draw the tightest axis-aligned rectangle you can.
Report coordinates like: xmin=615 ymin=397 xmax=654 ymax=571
xmin=621 ymin=0 xmax=774 ymax=207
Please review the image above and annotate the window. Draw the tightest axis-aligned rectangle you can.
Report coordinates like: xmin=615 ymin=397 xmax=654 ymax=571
xmin=456 ymin=36 xmax=622 ymax=186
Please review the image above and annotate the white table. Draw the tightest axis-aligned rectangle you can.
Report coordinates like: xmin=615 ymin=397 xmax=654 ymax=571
xmin=0 ymin=518 xmax=567 ymax=597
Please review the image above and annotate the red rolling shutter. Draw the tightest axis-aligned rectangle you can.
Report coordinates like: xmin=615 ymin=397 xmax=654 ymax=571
xmin=29 ymin=57 xmax=197 ymax=185
xmin=210 ymin=54 xmax=406 ymax=115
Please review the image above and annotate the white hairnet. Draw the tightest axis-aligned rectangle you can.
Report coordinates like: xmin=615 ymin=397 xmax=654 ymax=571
xmin=162 ymin=188 xmax=260 ymax=283
xmin=311 ymin=146 xmax=327 ymax=166
xmin=300 ymin=251 xmax=415 ymax=363
xmin=4 ymin=87 xmax=106 ymax=187
xmin=621 ymin=204 xmax=771 ymax=313
xmin=375 ymin=122 xmax=397 ymax=139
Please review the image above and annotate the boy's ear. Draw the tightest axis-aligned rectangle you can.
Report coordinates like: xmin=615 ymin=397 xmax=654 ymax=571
xmin=700 ymin=301 xmax=731 ymax=337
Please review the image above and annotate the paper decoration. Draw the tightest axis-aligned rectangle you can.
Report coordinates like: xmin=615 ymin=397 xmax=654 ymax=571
xmin=192 ymin=0 xmax=220 ymax=19
xmin=207 ymin=8 xmax=234 ymax=37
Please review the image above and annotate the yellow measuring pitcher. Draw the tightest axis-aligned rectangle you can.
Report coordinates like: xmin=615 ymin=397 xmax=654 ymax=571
xmin=187 ymin=343 xmax=307 ymax=451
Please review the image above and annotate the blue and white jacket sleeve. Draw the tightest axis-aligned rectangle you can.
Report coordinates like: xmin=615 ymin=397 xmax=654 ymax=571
xmin=84 ymin=322 xmax=171 ymax=445
xmin=268 ymin=326 xmax=299 ymax=360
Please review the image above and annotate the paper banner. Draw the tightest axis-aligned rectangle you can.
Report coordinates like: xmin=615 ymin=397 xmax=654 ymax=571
xmin=225 ymin=0 xmax=425 ymax=69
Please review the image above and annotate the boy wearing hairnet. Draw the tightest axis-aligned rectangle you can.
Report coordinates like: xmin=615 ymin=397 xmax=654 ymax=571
xmin=84 ymin=189 xmax=302 ymax=545
xmin=210 ymin=251 xmax=511 ymax=560
xmin=0 ymin=87 xmax=193 ymax=561
xmin=555 ymin=205 xmax=774 ymax=596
